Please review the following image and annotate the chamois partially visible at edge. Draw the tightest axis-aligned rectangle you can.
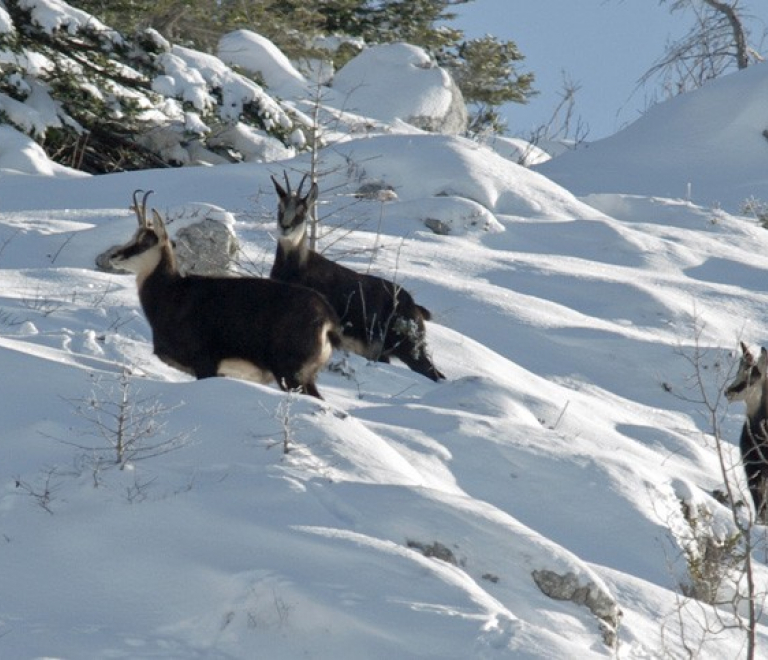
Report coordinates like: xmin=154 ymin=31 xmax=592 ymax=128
xmin=109 ymin=190 xmax=341 ymax=399
xmin=270 ymin=173 xmax=445 ymax=382
xmin=725 ymin=341 xmax=768 ymax=523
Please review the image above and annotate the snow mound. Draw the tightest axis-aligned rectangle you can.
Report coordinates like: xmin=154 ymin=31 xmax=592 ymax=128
xmin=331 ymin=43 xmax=468 ymax=134
xmin=0 ymin=125 xmax=84 ymax=177
xmin=538 ymin=62 xmax=768 ymax=211
xmin=218 ymin=29 xmax=307 ymax=99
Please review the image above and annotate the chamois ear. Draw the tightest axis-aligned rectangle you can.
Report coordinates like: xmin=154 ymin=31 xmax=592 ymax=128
xmin=741 ymin=341 xmax=755 ymax=364
xmin=271 ymin=174 xmax=287 ymax=199
xmin=151 ymin=209 xmax=170 ymax=242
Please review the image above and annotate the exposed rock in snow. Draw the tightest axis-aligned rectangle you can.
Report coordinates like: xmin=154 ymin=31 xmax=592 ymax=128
xmin=353 ymin=180 xmax=398 ymax=201
xmin=396 ymin=196 xmax=503 ymax=235
xmin=173 ymin=212 xmax=239 ymax=276
xmin=532 ymin=569 xmax=622 ymax=648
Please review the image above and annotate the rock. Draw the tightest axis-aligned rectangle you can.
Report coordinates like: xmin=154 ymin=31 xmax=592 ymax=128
xmin=173 ymin=215 xmax=239 ymax=276
xmin=354 ymin=181 xmax=398 ymax=202
xmin=532 ymin=569 xmax=622 ymax=648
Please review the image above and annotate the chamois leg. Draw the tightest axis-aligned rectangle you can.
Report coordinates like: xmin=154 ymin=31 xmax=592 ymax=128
xmin=387 ymin=319 xmax=444 ymax=381
xmin=746 ymin=464 xmax=768 ymax=523
xmin=195 ymin=365 xmax=220 ymax=379
xmin=302 ymin=382 xmax=323 ymax=399
xmin=742 ymin=432 xmax=768 ymax=522
xmin=157 ymin=353 xmax=218 ymax=379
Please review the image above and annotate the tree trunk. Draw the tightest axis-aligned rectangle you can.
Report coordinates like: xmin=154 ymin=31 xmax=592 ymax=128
xmin=702 ymin=0 xmax=749 ymax=69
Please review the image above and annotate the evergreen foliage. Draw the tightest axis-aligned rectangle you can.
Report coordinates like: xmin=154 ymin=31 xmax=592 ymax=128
xmin=0 ymin=0 xmax=297 ymax=172
xmin=1 ymin=0 xmax=166 ymax=171
xmin=0 ymin=0 xmax=534 ymax=172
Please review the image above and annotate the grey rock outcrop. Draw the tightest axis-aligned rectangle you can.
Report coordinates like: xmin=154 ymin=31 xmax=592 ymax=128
xmin=532 ymin=569 xmax=622 ymax=649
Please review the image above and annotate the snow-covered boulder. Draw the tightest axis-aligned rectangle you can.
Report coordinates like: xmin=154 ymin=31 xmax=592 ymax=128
xmin=218 ymin=30 xmax=307 ymax=99
xmin=331 ymin=43 xmax=468 ymax=135
xmin=393 ymin=196 xmax=503 ymax=235
xmin=484 ymin=135 xmax=552 ymax=167
xmin=172 ymin=205 xmax=239 ymax=276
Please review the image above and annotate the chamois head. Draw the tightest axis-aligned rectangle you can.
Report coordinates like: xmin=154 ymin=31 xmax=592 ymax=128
xmin=271 ymin=172 xmax=318 ymax=247
xmin=108 ymin=190 xmax=174 ymax=279
xmin=726 ymin=342 xmax=768 ymax=405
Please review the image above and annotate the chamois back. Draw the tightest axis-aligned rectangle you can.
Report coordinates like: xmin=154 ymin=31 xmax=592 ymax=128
xmin=109 ymin=190 xmax=341 ymax=398
xmin=270 ymin=173 xmax=444 ymax=382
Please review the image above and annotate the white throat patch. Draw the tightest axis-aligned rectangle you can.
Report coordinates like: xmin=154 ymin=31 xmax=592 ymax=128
xmin=278 ymin=222 xmax=306 ymax=250
xmin=111 ymin=244 xmax=163 ymax=288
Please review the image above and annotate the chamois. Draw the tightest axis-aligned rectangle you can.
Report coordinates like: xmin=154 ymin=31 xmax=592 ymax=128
xmin=109 ymin=190 xmax=342 ymax=399
xmin=725 ymin=342 xmax=768 ymax=522
xmin=270 ymin=173 xmax=445 ymax=382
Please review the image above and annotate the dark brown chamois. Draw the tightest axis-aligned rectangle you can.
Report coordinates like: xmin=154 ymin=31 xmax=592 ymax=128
xmin=109 ymin=190 xmax=342 ymax=399
xmin=725 ymin=342 xmax=768 ymax=523
xmin=270 ymin=173 xmax=444 ymax=382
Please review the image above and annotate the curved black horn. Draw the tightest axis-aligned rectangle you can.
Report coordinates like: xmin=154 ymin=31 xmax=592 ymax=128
xmin=283 ymin=171 xmax=292 ymax=196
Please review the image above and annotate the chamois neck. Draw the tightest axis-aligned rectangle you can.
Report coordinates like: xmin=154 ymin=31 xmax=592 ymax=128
xmin=137 ymin=243 xmax=178 ymax=289
xmin=276 ymin=229 xmax=310 ymax=267
xmin=744 ymin=379 xmax=768 ymax=422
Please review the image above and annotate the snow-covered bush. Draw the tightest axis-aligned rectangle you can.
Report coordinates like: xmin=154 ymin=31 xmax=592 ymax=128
xmin=0 ymin=0 xmax=299 ymax=171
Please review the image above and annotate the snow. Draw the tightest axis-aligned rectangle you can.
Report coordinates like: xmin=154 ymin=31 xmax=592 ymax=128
xmin=0 ymin=124 xmax=84 ymax=176
xmin=19 ymin=0 xmax=120 ymax=43
xmin=0 ymin=5 xmax=13 ymax=34
xmin=331 ymin=43 xmax=459 ymax=127
xmin=1 ymin=4 xmax=768 ymax=659
xmin=219 ymin=29 xmax=308 ymax=100
xmin=537 ymin=61 xmax=768 ymax=212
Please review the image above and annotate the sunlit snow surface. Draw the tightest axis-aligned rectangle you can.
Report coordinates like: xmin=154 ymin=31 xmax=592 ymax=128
xmin=0 ymin=4 xmax=767 ymax=658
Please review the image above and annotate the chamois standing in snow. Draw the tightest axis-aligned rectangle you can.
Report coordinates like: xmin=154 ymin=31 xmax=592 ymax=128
xmin=725 ymin=341 xmax=768 ymax=522
xmin=270 ymin=173 xmax=445 ymax=382
xmin=109 ymin=190 xmax=341 ymax=399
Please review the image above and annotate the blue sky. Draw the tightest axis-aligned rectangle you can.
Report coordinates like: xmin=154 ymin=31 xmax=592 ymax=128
xmin=455 ymin=0 xmax=768 ymax=140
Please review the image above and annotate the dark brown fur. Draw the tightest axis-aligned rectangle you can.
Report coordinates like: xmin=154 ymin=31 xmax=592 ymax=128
xmin=270 ymin=174 xmax=444 ymax=382
xmin=110 ymin=193 xmax=341 ymax=398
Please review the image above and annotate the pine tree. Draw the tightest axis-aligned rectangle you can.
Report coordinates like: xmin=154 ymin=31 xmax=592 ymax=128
xmin=450 ymin=35 xmax=535 ymax=134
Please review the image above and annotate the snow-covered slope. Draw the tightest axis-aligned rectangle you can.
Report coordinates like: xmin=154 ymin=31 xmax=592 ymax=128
xmin=537 ymin=61 xmax=768 ymax=212
xmin=1 ymin=19 xmax=767 ymax=660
